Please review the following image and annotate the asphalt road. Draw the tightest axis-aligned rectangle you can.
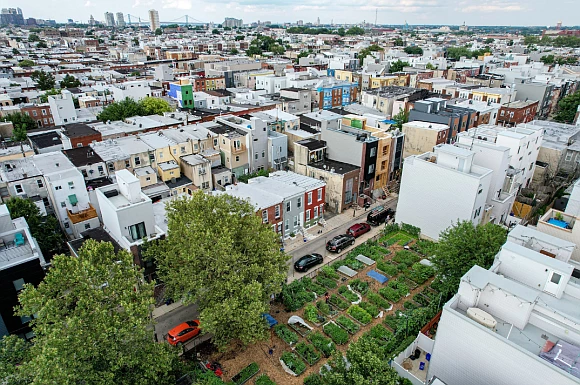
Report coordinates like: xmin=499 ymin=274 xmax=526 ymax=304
xmin=155 ymin=302 xmax=199 ymax=342
xmin=287 ymin=198 xmax=398 ymax=280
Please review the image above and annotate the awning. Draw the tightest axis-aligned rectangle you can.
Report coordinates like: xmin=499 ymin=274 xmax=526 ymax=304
xmin=68 ymin=194 xmax=78 ymax=206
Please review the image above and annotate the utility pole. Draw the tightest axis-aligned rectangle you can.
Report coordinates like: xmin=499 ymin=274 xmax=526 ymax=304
xmin=375 ymin=8 xmax=378 ymax=27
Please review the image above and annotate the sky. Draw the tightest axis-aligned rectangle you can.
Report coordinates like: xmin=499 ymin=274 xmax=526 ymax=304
xmin=7 ymin=0 xmax=579 ymax=27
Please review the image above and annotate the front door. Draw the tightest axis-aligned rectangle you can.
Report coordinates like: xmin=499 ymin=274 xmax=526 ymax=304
xmin=544 ymin=271 xmax=562 ymax=296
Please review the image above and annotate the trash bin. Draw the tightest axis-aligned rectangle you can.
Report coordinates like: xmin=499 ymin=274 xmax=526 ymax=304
xmin=426 ymin=353 xmax=431 ymax=361
xmin=419 ymin=362 xmax=425 ymax=371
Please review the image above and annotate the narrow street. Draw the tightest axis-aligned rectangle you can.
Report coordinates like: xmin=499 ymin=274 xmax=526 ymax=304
xmin=155 ymin=302 xmax=199 ymax=342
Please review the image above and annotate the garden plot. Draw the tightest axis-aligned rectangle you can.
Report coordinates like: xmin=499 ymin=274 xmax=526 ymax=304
xmin=231 ymin=362 xmax=260 ymax=385
xmin=280 ymin=352 xmax=306 ymax=376
xmin=294 ymin=341 xmax=321 ymax=366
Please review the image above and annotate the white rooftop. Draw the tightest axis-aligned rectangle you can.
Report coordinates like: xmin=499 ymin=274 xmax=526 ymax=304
xmin=269 ymin=170 xmax=325 ymax=190
xmin=218 ymin=183 xmax=283 ymax=211
xmin=248 ymin=176 xmax=305 ymax=198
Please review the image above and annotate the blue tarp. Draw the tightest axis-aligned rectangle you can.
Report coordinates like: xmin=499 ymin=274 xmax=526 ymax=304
xmin=262 ymin=313 xmax=278 ymax=328
xmin=367 ymin=270 xmax=388 ymax=284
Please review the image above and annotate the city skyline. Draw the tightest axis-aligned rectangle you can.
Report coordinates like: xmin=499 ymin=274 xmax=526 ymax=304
xmin=4 ymin=0 xmax=580 ymax=27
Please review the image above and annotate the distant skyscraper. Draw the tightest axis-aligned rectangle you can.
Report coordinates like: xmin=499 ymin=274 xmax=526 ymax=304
xmin=316 ymin=17 xmax=320 ymax=26
xmin=0 ymin=7 xmax=25 ymax=25
xmin=223 ymin=17 xmax=243 ymax=28
xmin=149 ymin=9 xmax=159 ymax=32
xmin=297 ymin=20 xmax=303 ymax=26
xmin=116 ymin=12 xmax=125 ymax=27
xmin=89 ymin=15 xmax=95 ymax=26
xmin=104 ymin=12 xmax=115 ymax=27
xmin=556 ymin=21 xmax=562 ymax=30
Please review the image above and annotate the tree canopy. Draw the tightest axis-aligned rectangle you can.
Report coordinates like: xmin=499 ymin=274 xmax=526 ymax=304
xmin=0 ymin=335 xmax=32 ymax=385
xmin=389 ymin=60 xmax=410 ymax=73
xmin=393 ymin=38 xmax=404 ymax=47
xmin=358 ymin=44 xmax=383 ymax=65
xmin=18 ymin=59 xmax=34 ymax=67
xmin=554 ymin=91 xmax=580 ymax=123
xmin=3 ymin=112 xmax=37 ymax=141
xmin=31 ymin=70 xmax=55 ymax=91
xmin=28 ymin=33 xmax=40 ymax=42
xmin=15 ymin=240 xmax=176 ymax=385
xmin=403 ymin=46 xmax=423 ymax=55
xmin=155 ymin=28 xmax=162 ymax=36
xmin=97 ymin=97 xmax=172 ymax=122
xmin=346 ymin=27 xmax=365 ymax=36
xmin=39 ymin=89 xmax=61 ymax=103
xmin=446 ymin=46 xmax=491 ymax=60
xmin=150 ymin=192 xmax=289 ymax=350
xmin=59 ymin=74 xmax=81 ymax=89
xmin=392 ymin=108 xmax=409 ymax=129
xmin=247 ymin=35 xmax=285 ymax=56
xmin=431 ymin=221 xmax=507 ymax=295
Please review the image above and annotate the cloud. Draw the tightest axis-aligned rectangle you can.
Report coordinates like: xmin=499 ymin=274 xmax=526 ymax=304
xmin=84 ymin=0 xmax=94 ymax=6
xmin=293 ymin=5 xmax=327 ymax=11
xmin=457 ymin=1 xmax=524 ymax=12
xmin=162 ymin=0 xmax=192 ymax=9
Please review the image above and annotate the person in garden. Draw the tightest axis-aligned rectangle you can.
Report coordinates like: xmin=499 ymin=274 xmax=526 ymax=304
xmin=325 ymin=292 xmax=330 ymax=304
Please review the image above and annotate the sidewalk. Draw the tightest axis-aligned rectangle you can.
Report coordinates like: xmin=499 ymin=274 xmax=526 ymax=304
xmin=152 ymin=299 xmax=183 ymax=319
xmin=282 ymin=195 xmax=398 ymax=253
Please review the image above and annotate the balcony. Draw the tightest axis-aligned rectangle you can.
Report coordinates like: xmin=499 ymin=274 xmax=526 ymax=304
xmin=540 ymin=209 xmax=576 ymax=231
xmin=67 ymin=204 xmax=98 ymax=224
xmin=231 ymin=143 xmax=246 ymax=154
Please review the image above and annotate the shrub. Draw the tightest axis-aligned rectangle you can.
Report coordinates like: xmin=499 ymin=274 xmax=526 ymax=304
xmin=338 ymin=285 xmax=359 ymax=302
xmin=393 ymin=250 xmax=420 ymax=267
xmin=347 ymin=305 xmax=372 ymax=325
xmin=377 ymin=260 xmax=398 ymax=276
xmin=408 ymin=262 xmax=435 ymax=284
xmin=304 ymin=373 xmax=324 ymax=385
xmin=345 ymin=259 xmax=365 ymax=270
xmin=413 ymin=293 xmax=431 ymax=307
xmin=308 ymin=331 xmax=336 ymax=357
xmin=282 ymin=281 xmax=315 ymax=311
xmin=336 ymin=315 xmax=360 ymax=334
xmin=304 ymin=304 xmax=324 ymax=325
xmin=321 ymin=266 xmax=340 ymax=280
xmin=329 ymin=294 xmax=349 ymax=310
xmin=359 ymin=301 xmax=380 ymax=317
xmin=316 ymin=275 xmax=338 ymax=289
xmin=368 ymin=324 xmax=392 ymax=341
xmin=295 ymin=341 xmax=321 ymax=365
xmin=412 ymin=239 xmax=437 ymax=256
xmin=232 ymin=362 xmax=259 ymax=385
xmin=316 ymin=300 xmax=332 ymax=316
xmin=323 ymin=322 xmax=349 ymax=345
xmin=302 ymin=278 xmax=326 ymax=295
xmin=401 ymin=223 xmax=421 ymax=237
xmin=367 ymin=292 xmax=391 ymax=310
xmin=274 ymin=325 xmax=299 ymax=345
xmin=255 ymin=374 xmax=276 ymax=385
xmin=403 ymin=301 xmax=418 ymax=310
xmin=384 ymin=314 xmax=399 ymax=332
xmin=349 ymin=278 xmax=369 ymax=295
xmin=379 ymin=286 xmax=401 ymax=303
xmin=388 ymin=279 xmax=410 ymax=297
xmin=280 ymin=352 xmax=306 ymax=375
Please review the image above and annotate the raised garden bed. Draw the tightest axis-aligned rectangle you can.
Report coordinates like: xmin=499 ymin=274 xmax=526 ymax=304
xmin=347 ymin=241 xmax=390 ymax=262
xmin=378 ymin=286 xmax=402 ymax=303
xmin=280 ymin=352 xmax=306 ymax=376
xmin=323 ymin=321 xmax=349 ymax=345
xmin=401 ymin=277 xmax=418 ymax=291
xmin=231 ymin=362 xmax=260 ymax=385
xmin=282 ymin=280 xmax=315 ymax=311
xmin=383 ymin=314 xmax=399 ymax=332
xmin=307 ymin=331 xmax=336 ymax=357
xmin=317 ymin=300 xmax=338 ymax=318
xmin=338 ymin=285 xmax=360 ymax=303
xmin=289 ymin=320 xmax=312 ymax=337
xmin=376 ymin=260 xmax=399 ymax=277
xmin=412 ymin=239 xmax=437 ymax=257
xmin=302 ymin=277 xmax=327 ymax=295
xmin=366 ymin=292 xmax=392 ymax=311
xmin=316 ymin=275 xmax=338 ymax=289
xmin=403 ymin=300 xmax=420 ymax=310
xmin=347 ymin=305 xmax=373 ymax=325
xmin=349 ymin=278 xmax=369 ymax=296
xmin=255 ymin=374 xmax=276 ymax=385
xmin=295 ymin=341 xmax=322 ymax=366
xmin=329 ymin=294 xmax=349 ymax=310
xmin=274 ymin=324 xmax=299 ymax=346
xmin=304 ymin=303 xmax=326 ymax=326
xmin=335 ymin=315 xmax=361 ymax=334
xmin=358 ymin=301 xmax=380 ymax=318
xmin=392 ymin=250 xmax=421 ymax=268
xmin=367 ymin=324 xmax=393 ymax=343
xmin=320 ymin=266 xmax=340 ymax=280
xmin=380 ymin=232 xmax=415 ymax=246
xmin=413 ymin=293 xmax=432 ymax=307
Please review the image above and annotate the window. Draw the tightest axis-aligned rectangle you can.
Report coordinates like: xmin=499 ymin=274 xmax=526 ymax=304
xmin=15 ymin=184 xmax=23 ymax=194
xmin=214 ymin=139 xmax=218 ymax=147
xmin=173 ymin=149 xmax=177 ymax=155
xmin=128 ymin=222 xmax=147 ymax=241
xmin=566 ymin=153 xmax=573 ymax=162
xmin=20 ymin=315 xmax=32 ymax=324
xmin=255 ymin=152 xmax=258 ymax=160
xmin=84 ymin=223 xmax=91 ymax=230
xmin=308 ymin=192 xmax=312 ymax=205
xmin=262 ymin=210 xmax=268 ymax=223
xmin=108 ymin=163 xmax=115 ymax=171
xmin=202 ymin=182 xmax=209 ymax=189
xmin=235 ymin=155 xmax=240 ymax=162
xmin=134 ymin=157 xmax=141 ymax=166
xmin=368 ymin=164 xmax=375 ymax=174
xmin=275 ymin=205 xmax=280 ymax=218
xmin=146 ymin=177 xmax=151 ymax=181
xmin=32 ymin=110 xmax=37 ymax=116
xmin=149 ymin=153 xmax=155 ymax=162
xmin=500 ymin=110 xmax=505 ymax=116
xmin=64 ymin=222 xmax=70 ymax=228
xmin=13 ymin=278 xmax=25 ymax=291
xmin=297 ymin=197 xmax=302 ymax=208
xmin=285 ymin=219 xmax=289 ymax=231
xmin=306 ymin=209 xmax=311 ymax=221
xmin=277 ymin=223 xmax=282 ymax=233
xmin=61 ymin=201 xmax=66 ymax=208
xmin=55 ymin=185 xmax=62 ymax=190
xmin=314 ymin=206 xmax=318 ymax=218
xmin=370 ymin=147 xmax=376 ymax=157
xmin=68 ymin=181 xmax=74 ymax=189
xmin=286 ymin=201 xmax=291 ymax=212
xmin=551 ymin=273 xmax=562 ymax=284
xmin=97 ymin=165 xmax=104 ymax=173
xmin=41 ymin=109 xmax=46 ymax=115
xmin=262 ymin=150 xmax=265 ymax=158
xmin=317 ymin=189 xmax=322 ymax=202
xmin=37 ymin=179 xmax=43 ymax=188
xmin=125 ymin=160 xmax=130 ymax=168
xmin=293 ymin=216 xmax=298 ymax=226
xmin=181 ymin=146 xmax=186 ymax=154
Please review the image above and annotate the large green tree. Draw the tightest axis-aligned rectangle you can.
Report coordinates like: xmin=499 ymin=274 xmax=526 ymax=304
xmin=555 ymin=91 xmax=580 ymax=123
xmin=392 ymin=108 xmax=409 ymax=129
xmin=140 ymin=97 xmax=173 ymax=115
xmin=59 ymin=74 xmax=81 ymax=89
xmin=3 ymin=112 xmax=37 ymax=140
xmin=97 ymin=97 xmax=144 ymax=122
xmin=151 ymin=192 xmax=289 ymax=350
xmin=431 ymin=221 xmax=507 ymax=295
xmin=39 ymin=89 xmax=61 ymax=103
xmin=0 ymin=335 xmax=32 ymax=385
xmin=18 ymin=59 xmax=35 ymax=67
xmin=403 ymin=46 xmax=423 ymax=55
xmin=389 ymin=60 xmax=410 ymax=73
xmin=16 ymin=240 xmax=176 ymax=385
xmin=346 ymin=27 xmax=365 ymax=36
xmin=6 ymin=197 xmax=67 ymax=258
xmin=31 ymin=70 xmax=55 ymax=91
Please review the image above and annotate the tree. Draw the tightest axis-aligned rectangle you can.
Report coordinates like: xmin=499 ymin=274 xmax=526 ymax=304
xmin=18 ymin=59 xmax=34 ymax=67
xmin=358 ymin=44 xmax=383 ymax=65
xmin=155 ymin=28 xmax=162 ymax=36
xmin=150 ymin=192 xmax=289 ymax=350
xmin=28 ymin=33 xmax=40 ymax=42
xmin=31 ymin=70 xmax=55 ymax=91
xmin=59 ymin=74 xmax=81 ymax=89
xmin=431 ymin=221 xmax=507 ymax=295
xmin=229 ymin=48 xmax=239 ymax=55
xmin=6 ymin=197 xmax=67 ymax=258
xmin=12 ymin=48 xmax=19 ymax=55
xmin=346 ymin=26 xmax=365 ymax=36
xmin=212 ymin=29 xmax=220 ymax=35
xmin=39 ymin=89 xmax=61 ymax=103
xmin=337 ymin=28 xmax=346 ymax=37
xmin=132 ymin=37 xmax=139 ymax=46
xmin=3 ymin=112 xmax=37 ymax=140
xmin=235 ymin=35 xmax=245 ymax=41
xmin=97 ymin=97 xmax=144 ymax=122
xmin=554 ymin=91 xmax=580 ymax=123
xmin=540 ymin=54 xmax=555 ymax=64
xmin=445 ymin=46 xmax=473 ymax=60
xmin=425 ymin=62 xmax=437 ymax=70
xmin=389 ymin=60 xmax=410 ymax=73
xmin=16 ymin=240 xmax=177 ymax=385
xmin=524 ymin=35 xmax=540 ymax=45
xmin=392 ymin=107 xmax=408 ymax=129
xmin=507 ymin=39 xmax=514 ymax=46
xmin=0 ymin=335 xmax=32 ymax=385
xmin=140 ymin=97 xmax=173 ymax=116
xmin=403 ymin=46 xmax=423 ymax=55
xmin=393 ymin=37 xmax=404 ymax=46
xmin=36 ymin=41 xmax=47 ymax=49
xmin=484 ymin=38 xmax=495 ymax=44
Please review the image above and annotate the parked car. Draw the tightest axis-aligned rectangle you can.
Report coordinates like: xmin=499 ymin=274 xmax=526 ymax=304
xmin=347 ymin=223 xmax=371 ymax=238
xmin=326 ymin=234 xmax=355 ymax=253
xmin=167 ymin=320 xmax=201 ymax=346
xmin=294 ymin=253 xmax=324 ymax=272
xmin=367 ymin=206 xmax=395 ymax=226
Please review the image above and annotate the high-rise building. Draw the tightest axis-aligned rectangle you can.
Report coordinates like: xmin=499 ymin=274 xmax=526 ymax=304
xmin=104 ymin=12 xmax=115 ymax=27
xmin=223 ymin=17 xmax=243 ymax=28
xmin=297 ymin=20 xmax=303 ymax=26
xmin=116 ymin=12 xmax=125 ymax=27
xmin=0 ymin=8 xmax=25 ymax=25
xmin=89 ymin=15 xmax=95 ymax=26
xmin=149 ymin=9 xmax=159 ymax=32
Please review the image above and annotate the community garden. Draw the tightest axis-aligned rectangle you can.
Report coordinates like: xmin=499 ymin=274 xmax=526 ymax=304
xmin=209 ymin=223 xmax=445 ymax=385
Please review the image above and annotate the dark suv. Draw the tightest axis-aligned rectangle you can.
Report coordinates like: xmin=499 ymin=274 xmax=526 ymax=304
xmin=294 ymin=253 xmax=324 ymax=272
xmin=326 ymin=234 xmax=355 ymax=253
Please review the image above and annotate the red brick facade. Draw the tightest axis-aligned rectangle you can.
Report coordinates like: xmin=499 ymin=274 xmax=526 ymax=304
xmin=21 ymin=104 xmax=54 ymax=128
xmin=258 ymin=203 xmax=284 ymax=235
xmin=304 ymin=186 xmax=326 ymax=227
xmin=497 ymin=101 xmax=539 ymax=126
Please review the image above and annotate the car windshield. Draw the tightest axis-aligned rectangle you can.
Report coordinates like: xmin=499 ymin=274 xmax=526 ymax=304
xmin=297 ymin=259 xmax=308 ymax=265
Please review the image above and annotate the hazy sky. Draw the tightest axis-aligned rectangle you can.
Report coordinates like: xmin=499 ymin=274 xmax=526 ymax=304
xmin=7 ymin=0 xmax=578 ymax=26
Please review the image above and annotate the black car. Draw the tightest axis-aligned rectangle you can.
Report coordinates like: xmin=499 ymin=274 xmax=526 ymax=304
xmin=294 ymin=253 xmax=324 ymax=272
xmin=367 ymin=206 xmax=395 ymax=226
xmin=326 ymin=234 xmax=355 ymax=253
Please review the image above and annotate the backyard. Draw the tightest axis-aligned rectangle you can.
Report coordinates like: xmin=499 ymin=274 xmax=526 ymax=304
xmin=203 ymin=224 xmax=442 ymax=385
